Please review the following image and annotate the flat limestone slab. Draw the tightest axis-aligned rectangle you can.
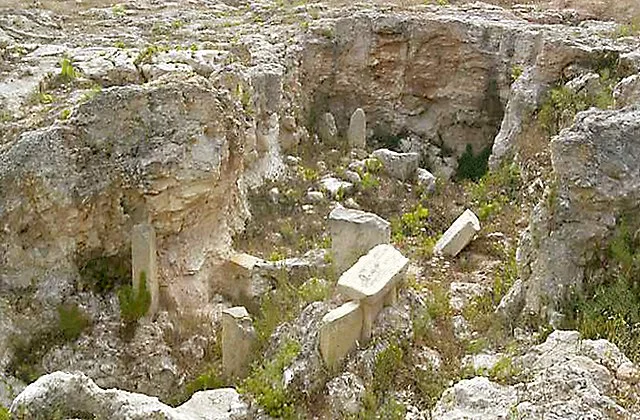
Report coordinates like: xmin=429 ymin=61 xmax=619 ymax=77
xmin=329 ymin=206 xmax=391 ymax=274
xmin=319 ymin=301 xmax=363 ymax=370
xmin=434 ymin=209 xmax=481 ymax=257
xmin=336 ymin=244 xmax=408 ymax=302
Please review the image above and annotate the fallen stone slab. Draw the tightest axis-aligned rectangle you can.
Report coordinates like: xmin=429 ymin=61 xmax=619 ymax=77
xmin=337 ymin=244 xmax=409 ymax=342
xmin=328 ymin=206 xmax=391 ymax=273
xmin=371 ymin=149 xmax=420 ymax=181
xmin=347 ymin=108 xmax=366 ymax=149
xmin=319 ymin=301 xmax=363 ymax=370
xmin=434 ymin=209 xmax=480 ymax=257
xmin=222 ymin=306 xmax=256 ymax=379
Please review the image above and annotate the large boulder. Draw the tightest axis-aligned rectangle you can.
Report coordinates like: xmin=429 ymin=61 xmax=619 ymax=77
xmin=433 ymin=330 xmax=639 ymax=419
xmin=10 ymin=371 xmax=248 ymax=420
xmin=502 ymin=105 xmax=640 ymax=318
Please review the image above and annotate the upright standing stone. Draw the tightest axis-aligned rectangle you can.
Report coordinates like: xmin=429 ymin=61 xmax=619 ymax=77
xmin=328 ymin=206 xmax=391 ymax=274
xmin=222 ymin=306 xmax=256 ymax=379
xmin=319 ymin=301 xmax=363 ymax=370
xmin=434 ymin=209 xmax=481 ymax=257
xmin=336 ymin=244 xmax=408 ymax=342
xmin=132 ymin=223 xmax=159 ymax=315
xmin=318 ymin=112 xmax=337 ymax=143
xmin=347 ymin=108 xmax=366 ymax=149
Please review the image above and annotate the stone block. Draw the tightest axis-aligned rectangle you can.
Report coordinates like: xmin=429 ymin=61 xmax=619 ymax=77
xmin=219 ymin=253 xmax=265 ymax=311
xmin=222 ymin=306 xmax=256 ymax=379
xmin=131 ymin=223 xmax=159 ymax=315
xmin=336 ymin=244 xmax=408 ymax=342
xmin=347 ymin=108 xmax=366 ymax=149
xmin=319 ymin=301 xmax=363 ymax=370
xmin=328 ymin=206 xmax=391 ymax=274
xmin=318 ymin=112 xmax=337 ymax=143
xmin=371 ymin=148 xmax=420 ymax=181
xmin=434 ymin=209 xmax=480 ymax=257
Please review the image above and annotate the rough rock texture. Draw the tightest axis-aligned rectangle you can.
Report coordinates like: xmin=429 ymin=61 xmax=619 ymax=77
xmin=371 ymin=149 xmax=420 ymax=181
xmin=326 ymin=372 xmax=366 ymax=417
xmin=433 ymin=330 xmax=639 ymax=419
xmin=614 ymin=74 xmax=640 ymax=108
xmin=10 ymin=371 xmax=248 ymax=420
xmin=504 ymin=106 xmax=640 ymax=318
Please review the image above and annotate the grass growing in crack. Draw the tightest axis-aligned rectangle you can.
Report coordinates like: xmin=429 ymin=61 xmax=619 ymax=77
xmin=59 ymin=57 xmax=77 ymax=83
xmin=562 ymin=217 xmax=640 ymax=363
xmin=239 ymin=340 xmax=301 ymax=418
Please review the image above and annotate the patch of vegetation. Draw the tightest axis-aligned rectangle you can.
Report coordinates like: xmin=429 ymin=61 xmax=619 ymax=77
xmin=466 ymin=163 xmax=521 ymax=222
xmin=118 ymin=271 xmax=152 ymax=324
xmin=488 ymin=355 xmax=523 ymax=385
xmin=59 ymin=57 xmax=77 ymax=83
xmin=133 ymin=45 xmax=167 ymax=66
xmin=455 ymin=144 xmax=492 ymax=182
xmin=59 ymin=109 xmax=71 ymax=120
xmin=562 ymin=217 xmax=640 ymax=363
xmin=298 ymin=277 xmax=330 ymax=303
xmin=511 ymin=64 xmax=523 ymax=83
xmin=538 ymin=67 xmax=618 ymax=135
xmin=7 ymin=303 xmax=91 ymax=383
xmin=77 ymin=252 xmax=131 ymax=294
xmin=239 ymin=340 xmax=301 ymax=418
xmin=57 ymin=303 xmax=91 ymax=341
xmin=0 ymin=405 xmax=9 ymax=420
xmin=114 ymin=40 xmax=126 ymax=49
xmin=613 ymin=18 xmax=640 ymax=38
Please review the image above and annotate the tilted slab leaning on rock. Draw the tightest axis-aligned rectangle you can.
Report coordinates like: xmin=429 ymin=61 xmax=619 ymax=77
xmin=336 ymin=244 xmax=409 ymax=342
xmin=319 ymin=301 xmax=364 ymax=370
xmin=328 ymin=206 xmax=391 ymax=274
xmin=434 ymin=209 xmax=481 ymax=257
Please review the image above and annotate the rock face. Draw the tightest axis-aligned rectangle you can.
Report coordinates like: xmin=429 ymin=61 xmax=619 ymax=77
xmin=505 ymin=106 xmax=640 ymax=318
xmin=10 ymin=371 xmax=248 ymax=420
xmin=433 ymin=330 xmax=639 ymax=419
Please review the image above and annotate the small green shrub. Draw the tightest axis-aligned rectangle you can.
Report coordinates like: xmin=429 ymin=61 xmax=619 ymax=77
xmin=488 ymin=356 xmax=522 ymax=385
xmin=184 ymin=367 xmax=225 ymax=395
xmin=360 ymin=172 xmax=379 ymax=190
xmin=455 ymin=144 xmax=491 ymax=181
xmin=118 ymin=271 xmax=151 ymax=324
xmin=373 ymin=343 xmax=404 ymax=396
xmin=114 ymin=40 xmax=126 ymax=49
xmin=467 ymin=163 xmax=521 ymax=223
xmin=59 ymin=109 xmax=71 ymax=120
xmin=298 ymin=278 xmax=330 ymax=304
xmin=511 ymin=64 xmax=523 ymax=83
xmin=0 ymin=405 xmax=9 ymax=420
xmin=392 ymin=203 xmax=430 ymax=240
xmin=78 ymin=253 xmax=130 ymax=294
xmin=240 ymin=340 xmax=301 ymax=418
xmin=59 ymin=57 xmax=77 ymax=83
xmin=57 ymin=303 xmax=90 ymax=341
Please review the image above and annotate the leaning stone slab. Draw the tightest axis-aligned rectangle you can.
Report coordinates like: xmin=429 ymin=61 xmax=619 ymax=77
xmin=347 ymin=108 xmax=366 ymax=149
xmin=319 ymin=301 xmax=363 ymax=370
xmin=328 ymin=206 xmax=391 ymax=273
xmin=318 ymin=112 xmax=337 ymax=143
xmin=336 ymin=244 xmax=408 ymax=342
xmin=371 ymin=149 xmax=420 ymax=181
xmin=132 ymin=223 xmax=159 ymax=315
xmin=434 ymin=209 xmax=480 ymax=257
xmin=222 ymin=306 xmax=256 ymax=379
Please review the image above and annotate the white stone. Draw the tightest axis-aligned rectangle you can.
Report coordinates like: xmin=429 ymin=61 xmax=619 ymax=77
xmin=319 ymin=301 xmax=363 ymax=370
xmin=434 ymin=209 xmax=480 ymax=257
xmin=306 ymin=190 xmax=324 ymax=203
xmin=221 ymin=306 xmax=256 ymax=379
xmin=343 ymin=170 xmax=361 ymax=184
xmin=347 ymin=108 xmax=366 ymax=149
xmin=371 ymin=148 xmax=420 ymax=181
xmin=131 ymin=223 xmax=159 ymax=315
xmin=329 ymin=206 xmax=391 ymax=273
xmin=417 ymin=168 xmax=437 ymax=192
xmin=320 ymin=176 xmax=353 ymax=198
xmin=337 ymin=244 xmax=408 ymax=341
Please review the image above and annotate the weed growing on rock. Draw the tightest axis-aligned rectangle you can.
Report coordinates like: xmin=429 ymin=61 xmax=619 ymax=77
xmin=117 ymin=271 xmax=151 ymax=337
xmin=488 ymin=355 xmax=523 ymax=385
xmin=0 ymin=405 xmax=8 ymax=420
xmin=511 ymin=64 xmax=523 ymax=83
xmin=59 ymin=57 xmax=77 ymax=83
xmin=240 ymin=340 xmax=301 ymax=418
